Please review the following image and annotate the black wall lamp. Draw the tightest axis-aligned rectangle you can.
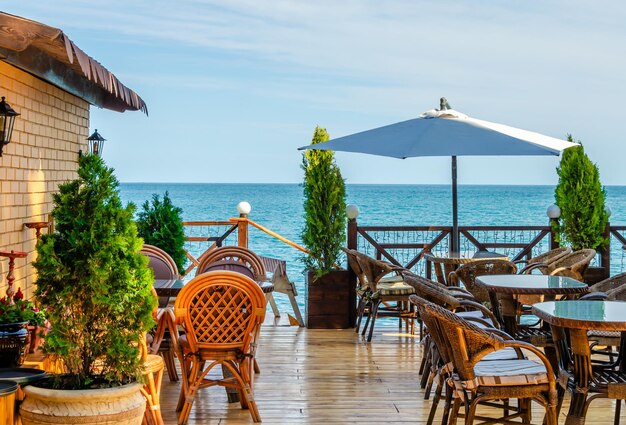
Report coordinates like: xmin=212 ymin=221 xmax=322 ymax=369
xmin=0 ymin=96 xmax=20 ymax=157
xmin=87 ymin=129 xmax=106 ymax=157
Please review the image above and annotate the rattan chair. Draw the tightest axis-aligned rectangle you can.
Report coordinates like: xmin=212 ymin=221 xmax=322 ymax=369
xmin=447 ymin=259 xmax=518 ymax=304
xmin=522 ymin=248 xmax=596 ymax=281
xmin=412 ymin=295 xmax=558 ymax=425
xmin=196 ymin=246 xmax=279 ymax=317
xmin=140 ymin=334 xmax=165 ymax=425
xmin=142 ymin=244 xmax=180 ymax=382
xmin=173 ymin=271 xmax=266 ymax=424
xmin=515 ymin=247 xmax=572 ymax=274
xmin=580 ymin=273 xmax=626 ymax=356
xmin=344 ymin=249 xmax=416 ymax=342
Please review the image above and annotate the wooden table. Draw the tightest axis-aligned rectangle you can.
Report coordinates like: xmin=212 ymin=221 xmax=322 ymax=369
xmin=424 ymin=251 xmax=508 ymax=286
xmin=532 ymin=300 xmax=626 ymax=425
xmin=476 ymin=274 xmax=589 ymax=339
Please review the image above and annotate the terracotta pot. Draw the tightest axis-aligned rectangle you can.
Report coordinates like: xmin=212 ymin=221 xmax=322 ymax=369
xmin=20 ymin=382 xmax=145 ymax=425
xmin=27 ymin=325 xmax=48 ymax=354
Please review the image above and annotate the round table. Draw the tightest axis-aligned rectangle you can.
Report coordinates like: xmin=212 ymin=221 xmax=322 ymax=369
xmin=424 ymin=251 xmax=508 ymax=286
xmin=532 ymin=301 xmax=626 ymax=425
xmin=475 ymin=274 xmax=589 ymax=345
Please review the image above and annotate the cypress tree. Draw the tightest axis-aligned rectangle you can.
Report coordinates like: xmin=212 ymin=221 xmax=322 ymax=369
xmin=136 ymin=192 xmax=187 ymax=273
xmin=553 ymin=135 xmax=608 ymax=250
xmin=301 ymin=126 xmax=346 ymax=277
xmin=33 ymin=155 xmax=155 ymax=388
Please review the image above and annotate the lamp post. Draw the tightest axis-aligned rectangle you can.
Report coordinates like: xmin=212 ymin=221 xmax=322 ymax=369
xmin=0 ymin=97 xmax=20 ymax=157
xmin=87 ymin=129 xmax=106 ymax=156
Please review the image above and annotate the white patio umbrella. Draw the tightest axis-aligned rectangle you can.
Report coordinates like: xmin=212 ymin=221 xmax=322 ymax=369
xmin=298 ymin=98 xmax=578 ymax=250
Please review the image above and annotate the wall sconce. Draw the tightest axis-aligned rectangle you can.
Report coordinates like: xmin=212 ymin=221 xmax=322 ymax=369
xmin=0 ymin=96 xmax=20 ymax=157
xmin=87 ymin=129 xmax=106 ymax=156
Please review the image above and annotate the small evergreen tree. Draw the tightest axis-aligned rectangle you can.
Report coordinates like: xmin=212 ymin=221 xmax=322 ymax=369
xmin=33 ymin=155 xmax=155 ymax=389
xmin=136 ymin=192 xmax=187 ymax=273
xmin=302 ymin=126 xmax=346 ymax=277
xmin=553 ymin=135 xmax=608 ymax=250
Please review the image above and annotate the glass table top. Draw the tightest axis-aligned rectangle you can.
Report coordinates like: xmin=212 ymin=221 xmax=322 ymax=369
xmin=533 ymin=300 xmax=626 ymax=327
xmin=477 ymin=274 xmax=588 ymax=290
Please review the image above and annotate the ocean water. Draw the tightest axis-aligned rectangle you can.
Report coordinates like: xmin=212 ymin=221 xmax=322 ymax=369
xmin=119 ymin=183 xmax=626 ymax=313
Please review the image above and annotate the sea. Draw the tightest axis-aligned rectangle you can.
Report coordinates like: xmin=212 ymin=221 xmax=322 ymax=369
xmin=119 ymin=183 xmax=626 ymax=313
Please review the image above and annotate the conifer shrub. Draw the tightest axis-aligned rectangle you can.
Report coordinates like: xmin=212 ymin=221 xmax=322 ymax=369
xmin=33 ymin=155 xmax=155 ymax=389
xmin=553 ymin=135 xmax=608 ymax=250
xmin=301 ymin=126 xmax=346 ymax=277
xmin=136 ymin=192 xmax=186 ymax=273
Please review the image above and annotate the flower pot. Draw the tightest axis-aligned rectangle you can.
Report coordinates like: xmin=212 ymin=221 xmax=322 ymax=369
xmin=27 ymin=323 xmax=49 ymax=354
xmin=305 ymin=269 xmax=355 ymax=329
xmin=20 ymin=382 xmax=145 ymax=425
xmin=0 ymin=322 xmax=30 ymax=367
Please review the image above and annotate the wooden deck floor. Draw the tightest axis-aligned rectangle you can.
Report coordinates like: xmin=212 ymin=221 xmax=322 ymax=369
xmin=160 ymin=320 xmax=625 ymax=424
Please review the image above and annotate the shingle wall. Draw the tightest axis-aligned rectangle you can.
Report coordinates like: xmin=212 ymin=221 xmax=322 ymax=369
xmin=0 ymin=61 xmax=89 ymax=299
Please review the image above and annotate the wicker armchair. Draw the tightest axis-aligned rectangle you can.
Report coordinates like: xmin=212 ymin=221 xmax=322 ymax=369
xmin=516 ymin=247 xmax=572 ymax=274
xmin=582 ymin=272 xmax=626 ymax=352
xmin=172 ymin=271 xmax=266 ymax=424
xmin=142 ymin=244 xmax=180 ymax=382
xmin=447 ymin=259 xmax=518 ymax=304
xmin=411 ymin=295 xmax=558 ymax=425
xmin=343 ymin=249 xmax=416 ymax=341
xmin=522 ymin=249 xmax=595 ymax=281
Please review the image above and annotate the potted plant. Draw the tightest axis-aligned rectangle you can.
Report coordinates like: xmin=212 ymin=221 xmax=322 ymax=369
xmin=553 ymin=136 xmax=609 ymax=282
xmin=0 ymin=287 xmax=41 ymax=367
xmin=136 ymin=191 xmax=187 ymax=273
xmin=301 ymin=126 xmax=353 ymax=329
xmin=21 ymin=155 xmax=155 ymax=425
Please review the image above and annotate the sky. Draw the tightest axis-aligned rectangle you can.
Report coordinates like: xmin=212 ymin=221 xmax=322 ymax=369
xmin=7 ymin=1 xmax=626 ymax=185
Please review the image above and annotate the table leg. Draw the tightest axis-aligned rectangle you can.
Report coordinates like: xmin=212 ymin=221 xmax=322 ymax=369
xmin=433 ymin=263 xmax=446 ymax=285
xmin=564 ymin=328 xmax=593 ymax=425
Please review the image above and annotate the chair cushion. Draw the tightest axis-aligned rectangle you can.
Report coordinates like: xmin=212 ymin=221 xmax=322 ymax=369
xmin=463 ymin=359 xmax=548 ymax=389
xmin=377 ymin=280 xmax=415 ymax=296
xmin=588 ymin=329 xmax=620 ymax=339
xmin=481 ymin=347 xmax=520 ymax=361
xmin=379 ymin=275 xmax=405 ymax=284
xmin=518 ymin=314 xmax=541 ymax=327
xmin=456 ymin=310 xmax=496 ymax=327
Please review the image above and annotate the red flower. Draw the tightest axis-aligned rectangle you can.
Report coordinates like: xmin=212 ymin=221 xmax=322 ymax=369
xmin=13 ymin=287 xmax=24 ymax=301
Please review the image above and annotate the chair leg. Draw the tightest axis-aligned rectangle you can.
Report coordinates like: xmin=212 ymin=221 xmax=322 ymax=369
xmin=287 ymin=291 xmax=305 ymax=326
xmin=615 ymin=399 xmax=622 ymax=425
xmin=141 ymin=354 xmax=165 ymax=425
xmin=355 ymin=298 xmax=365 ymax=333
xmin=266 ymin=293 xmax=280 ymax=318
xmin=427 ymin=373 xmax=444 ymax=425
xmin=367 ymin=300 xmax=381 ymax=342
xmin=162 ymin=348 xmax=179 ymax=382
xmin=177 ymin=360 xmax=202 ymax=425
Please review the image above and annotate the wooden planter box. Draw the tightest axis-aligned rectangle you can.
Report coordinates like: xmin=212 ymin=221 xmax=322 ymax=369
xmin=305 ymin=269 xmax=355 ymax=329
xmin=584 ymin=266 xmax=609 ymax=285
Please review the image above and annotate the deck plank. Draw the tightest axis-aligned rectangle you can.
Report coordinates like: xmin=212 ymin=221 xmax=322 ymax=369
xmin=160 ymin=320 xmax=626 ymax=424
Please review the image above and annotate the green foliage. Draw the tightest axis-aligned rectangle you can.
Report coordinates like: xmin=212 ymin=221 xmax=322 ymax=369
xmin=553 ymin=135 xmax=608 ymax=250
xmin=0 ymin=288 xmax=44 ymax=325
xmin=301 ymin=126 xmax=347 ymax=277
xmin=136 ymin=192 xmax=186 ymax=273
xmin=33 ymin=155 xmax=156 ymax=389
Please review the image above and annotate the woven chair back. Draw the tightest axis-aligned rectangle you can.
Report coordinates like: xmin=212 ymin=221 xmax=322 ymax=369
xmin=547 ymin=249 xmax=595 ymax=278
xmin=351 ymin=251 xmax=397 ymax=292
xmin=449 ymin=259 xmax=517 ymax=304
xmin=529 ymin=247 xmax=572 ymax=266
xmin=174 ymin=271 xmax=266 ymax=352
xmin=591 ymin=272 xmax=626 ymax=294
xmin=403 ymin=272 xmax=460 ymax=309
xmin=414 ymin=295 xmax=504 ymax=381
xmin=409 ymin=295 xmax=454 ymax=366
xmin=142 ymin=244 xmax=179 ymax=279
xmin=343 ymin=248 xmax=370 ymax=292
xmin=200 ymin=259 xmax=256 ymax=280
xmin=196 ymin=246 xmax=267 ymax=281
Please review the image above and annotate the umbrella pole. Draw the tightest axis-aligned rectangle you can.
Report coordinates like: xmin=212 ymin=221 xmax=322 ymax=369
xmin=451 ymin=156 xmax=459 ymax=253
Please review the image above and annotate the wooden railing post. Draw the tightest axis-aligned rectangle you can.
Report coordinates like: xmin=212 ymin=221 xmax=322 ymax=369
xmin=237 ymin=216 xmax=248 ymax=248
xmin=600 ymin=221 xmax=611 ymax=276
xmin=549 ymin=218 xmax=559 ymax=250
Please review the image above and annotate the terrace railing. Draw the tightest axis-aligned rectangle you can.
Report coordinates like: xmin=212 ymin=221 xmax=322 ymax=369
xmin=348 ymin=218 xmax=617 ymax=283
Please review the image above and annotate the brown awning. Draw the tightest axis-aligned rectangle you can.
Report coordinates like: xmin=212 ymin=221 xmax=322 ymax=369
xmin=0 ymin=12 xmax=147 ymax=114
